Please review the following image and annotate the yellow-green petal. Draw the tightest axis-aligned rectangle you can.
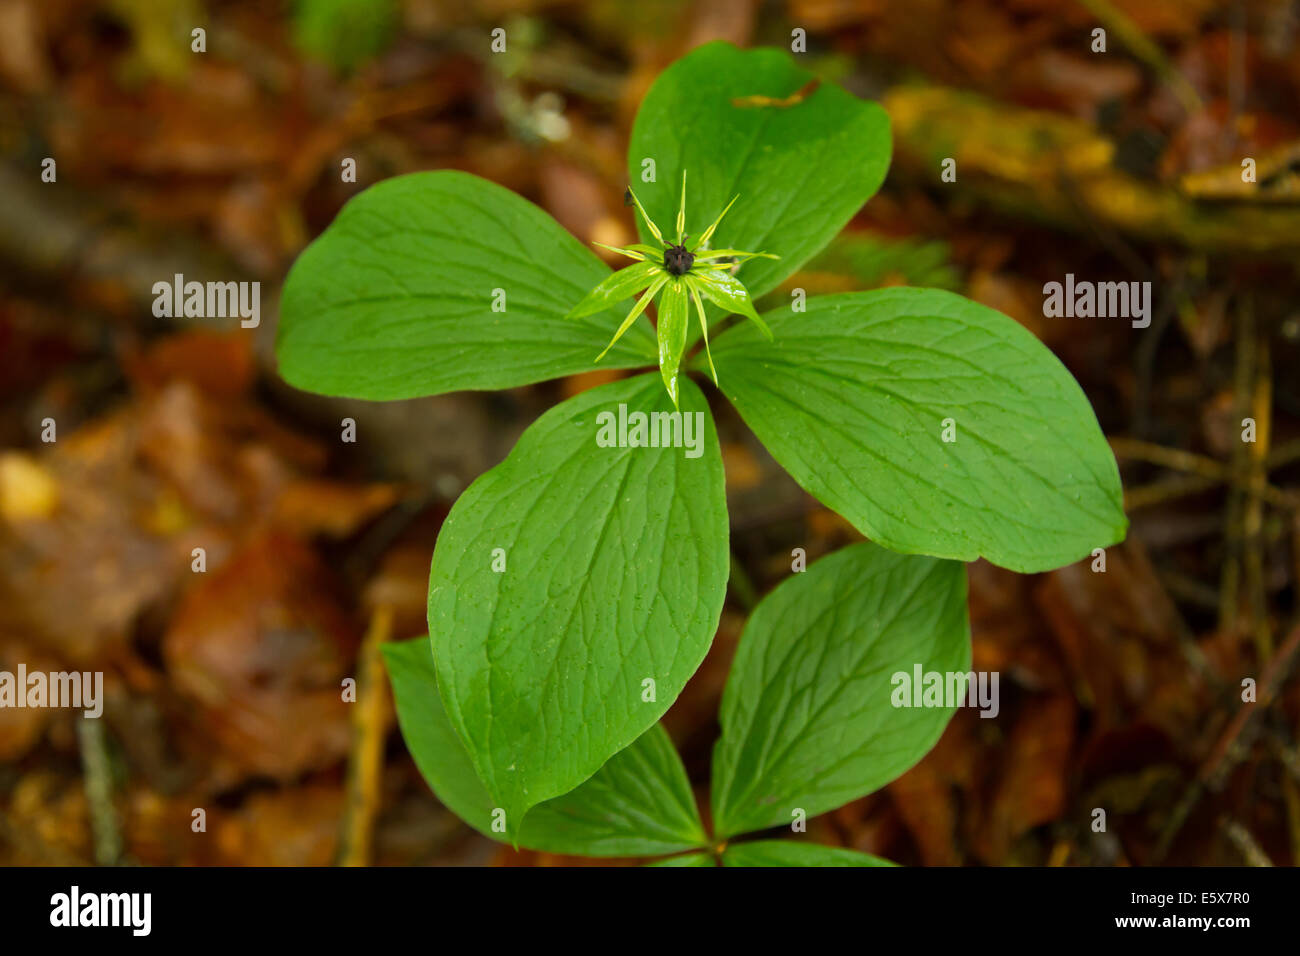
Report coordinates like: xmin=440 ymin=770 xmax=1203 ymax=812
xmin=566 ymin=260 xmax=662 ymax=320
xmin=596 ymin=272 xmax=671 ymax=362
xmin=690 ymin=194 xmax=738 ymax=252
xmin=626 ymin=187 xmax=665 ymax=246
xmin=693 ymin=249 xmax=779 ymax=262
xmin=683 ymin=275 xmax=718 ymax=385
xmin=656 ymin=280 xmax=690 ymax=407
xmin=675 ymin=170 xmax=687 ymax=245
xmin=592 ymin=241 xmax=648 ymax=261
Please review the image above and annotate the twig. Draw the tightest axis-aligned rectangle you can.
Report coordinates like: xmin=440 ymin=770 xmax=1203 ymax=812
xmin=1108 ymin=438 xmax=1224 ymax=482
xmin=1281 ymin=758 xmax=1300 ymax=866
xmin=1127 ymin=538 xmax=1222 ymax=692
xmin=1243 ymin=303 xmax=1273 ymax=662
xmin=1273 ymin=737 xmax=1300 ymax=785
xmin=1130 ymin=264 xmax=1186 ymax=440
xmin=1268 ymin=438 xmax=1300 ymax=470
xmin=1154 ymin=620 xmax=1300 ymax=860
xmin=77 ymin=717 xmax=123 ymax=866
xmin=1265 ymin=733 xmax=1300 ymax=861
xmin=1220 ymin=309 xmax=1254 ymax=635
xmin=336 ymin=604 xmax=393 ymax=867
xmin=1109 ymin=437 xmax=1298 ymax=510
xmin=1157 ymin=567 xmax=1221 ymax=611
xmin=1123 ymin=474 xmax=1219 ymax=512
xmin=1074 ymin=0 xmax=1203 ymax=114
xmin=1205 ymin=623 xmax=1300 ymax=787
xmin=1220 ymin=817 xmax=1274 ymax=866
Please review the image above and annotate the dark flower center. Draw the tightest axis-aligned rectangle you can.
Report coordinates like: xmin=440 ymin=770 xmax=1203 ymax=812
xmin=663 ymin=244 xmax=694 ymax=276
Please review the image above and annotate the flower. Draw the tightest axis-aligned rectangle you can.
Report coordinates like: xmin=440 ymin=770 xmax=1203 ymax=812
xmin=564 ymin=171 xmax=776 ymax=407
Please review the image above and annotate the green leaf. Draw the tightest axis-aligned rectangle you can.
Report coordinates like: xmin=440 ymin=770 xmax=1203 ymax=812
xmin=656 ymin=280 xmax=690 ymax=406
xmin=628 ymin=42 xmax=891 ymax=302
xmin=292 ymin=0 xmax=396 ymax=72
xmin=706 ymin=288 xmax=1127 ymax=572
xmin=277 ymin=171 xmax=655 ymax=400
xmin=710 ymin=541 xmax=969 ymax=839
xmin=722 ymin=841 xmax=896 ymax=867
xmin=382 ymin=638 xmax=708 ymax=856
xmin=565 ymin=260 xmax=662 ymax=320
xmin=646 ymin=852 xmax=717 ymax=867
xmin=429 ymin=373 xmax=728 ymax=839
xmin=754 ymin=232 xmax=962 ymax=311
xmin=802 ymin=234 xmax=962 ymax=293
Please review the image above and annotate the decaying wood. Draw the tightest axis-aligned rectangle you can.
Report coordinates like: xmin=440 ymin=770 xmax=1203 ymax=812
xmin=885 ymin=86 xmax=1300 ymax=258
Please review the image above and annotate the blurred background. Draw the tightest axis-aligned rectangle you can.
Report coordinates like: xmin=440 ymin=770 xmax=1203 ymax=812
xmin=2 ymin=0 xmax=1299 ymax=866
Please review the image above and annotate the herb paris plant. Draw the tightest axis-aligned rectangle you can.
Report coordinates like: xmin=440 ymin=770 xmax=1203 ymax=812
xmin=384 ymin=542 xmax=967 ymax=865
xmin=564 ymin=171 xmax=776 ymax=405
xmin=276 ymin=41 xmax=1126 ymax=849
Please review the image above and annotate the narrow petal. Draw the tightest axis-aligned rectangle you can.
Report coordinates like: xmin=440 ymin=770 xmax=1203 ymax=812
xmin=626 ymin=187 xmax=665 ymax=246
xmin=689 ymin=195 xmax=739 ymax=252
xmin=683 ymin=275 xmax=718 ymax=385
xmin=675 ymin=170 xmax=687 ymax=245
xmin=596 ymin=273 xmax=670 ymax=362
xmin=623 ymin=242 xmax=667 ymax=258
xmin=693 ymin=249 xmax=780 ymax=262
xmin=565 ymin=260 xmax=661 ymax=320
xmin=692 ymin=269 xmax=773 ymax=340
xmin=656 ymin=279 xmax=690 ymax=407
xmin=592 ymin=241 xmax=647 ymax=261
